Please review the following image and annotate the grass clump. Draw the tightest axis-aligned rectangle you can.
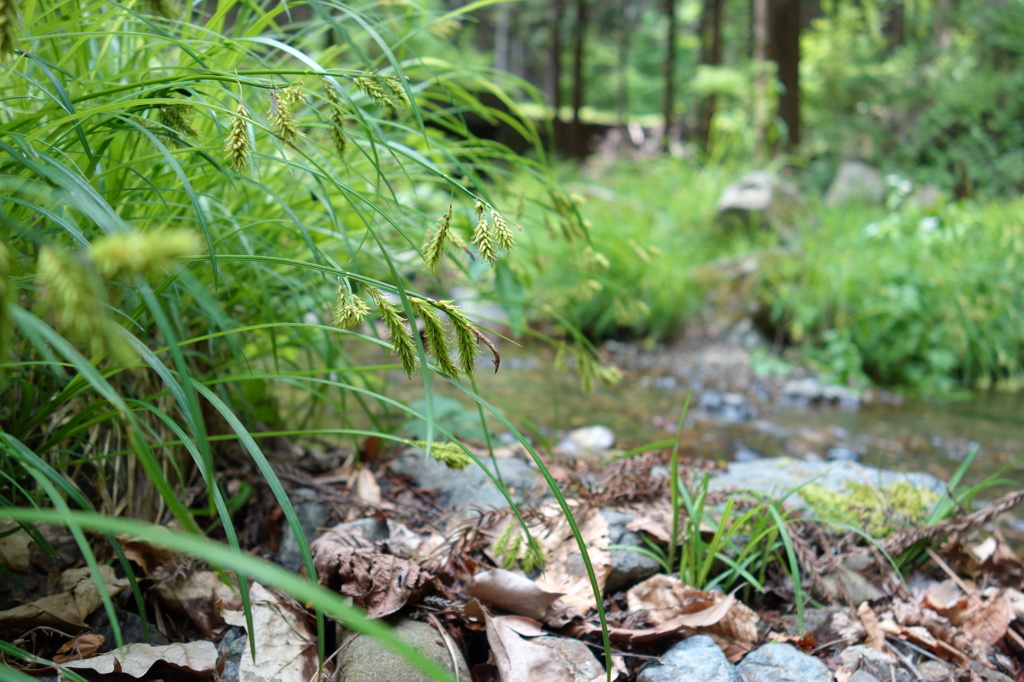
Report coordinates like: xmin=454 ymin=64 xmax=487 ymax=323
xmin=0 ymin=0 xmax=611 ymax=676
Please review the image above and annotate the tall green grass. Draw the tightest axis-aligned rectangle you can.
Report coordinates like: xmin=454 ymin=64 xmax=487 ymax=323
xmin=0 ymin=0 xmax=612 ymax=678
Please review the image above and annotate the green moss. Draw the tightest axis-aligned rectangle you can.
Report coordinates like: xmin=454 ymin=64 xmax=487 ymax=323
xmin=801 ymin=481 xmax=941 ymax=537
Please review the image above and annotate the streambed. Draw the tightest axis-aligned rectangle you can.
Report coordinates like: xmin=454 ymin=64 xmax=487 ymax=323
xmin=327 ymin=334 xmax=1024 ymax=538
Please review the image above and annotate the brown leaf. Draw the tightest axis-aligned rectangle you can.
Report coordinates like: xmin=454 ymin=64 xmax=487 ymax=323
xmin=0 ymin=592 xmax=89 ymax=634
xmin=221 ymin=583 xmax=318 ymax=682
xmin=0 ymin=521 xmax=32 ymax=572
xmin=52 ymin=633 xmax=106 ymax=663
xmin=706 ymin=599 xmax=759 ymax=662
xmin=471 ymin=569 xmax=564 ymax=622
xmin=858 ymin=602 xmax=886 ymax=652
xmin=152 ymin=570 xmax=241 ymax=638
xmin=485 ymin=614 xmax=582 ymax=682
xmin=315 ymin=546 xmax=428 ymax=618
xmin=354 ymin=467 xmax=384 ymax=506
xmin=963 ymin=592 xmax=1011 ymax=652
xmin=62 ymin=641 xmax=218 ymax=680
xmin=626 ymin=574 xmax=729 ymax=627
xmin=119 ymin=539 xmax=176 ymax=576
xmin=532 ymin=505 xmax=613 ymax=615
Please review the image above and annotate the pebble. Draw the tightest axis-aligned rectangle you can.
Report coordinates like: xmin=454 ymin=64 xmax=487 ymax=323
xmin=737 ymin=642 xmax=832 ymax=682
xmin=638 ymin=635 xmax=739 ymax=682
xmin=556 ymin=425 xmax=616 ymax=453
xmin=335 ymin=617 xmax=470 ymax=682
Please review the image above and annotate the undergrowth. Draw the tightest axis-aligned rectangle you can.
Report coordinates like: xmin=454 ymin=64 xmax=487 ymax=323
xmin=0 ymin=0 xmax=612 ymax=679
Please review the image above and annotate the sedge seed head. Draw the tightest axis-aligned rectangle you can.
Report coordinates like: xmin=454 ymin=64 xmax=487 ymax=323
xmin=224 ymin=102 xmax=252 ymax=173
xmin=89 ymin=228 xmax=199 ymax=279
xmin=332 ymin=284 xmax=371 ymax=329
xmin=0 ymin=0 xmax=20 ymax=58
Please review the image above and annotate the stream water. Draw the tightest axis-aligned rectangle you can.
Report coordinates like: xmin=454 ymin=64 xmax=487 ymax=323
xmin=333 ymin=338 xmax=1024 ymax=538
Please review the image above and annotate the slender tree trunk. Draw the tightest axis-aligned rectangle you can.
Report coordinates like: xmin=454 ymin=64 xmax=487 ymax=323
xmin=546 ymin=0 xmax=564 ymax=117
xmin=696 ymin=0 xmax=724 ymax=154
xmin=769 ymin=0 xmax=801 ymax=150
xmin=568 ymin=0 xmax=588 ymax=157
xmin=616 ymin=8 xmax=631 ymax=130
xmin=661 ymin=0 xmax=677 ymax=152
xmin=752 ymin=0 xmax=770 ymax=155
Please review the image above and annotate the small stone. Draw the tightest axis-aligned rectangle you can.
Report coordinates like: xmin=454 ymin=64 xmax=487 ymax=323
xmin=639 ymin=635 xmax=740 ymax=682
xmin=532 ymin=635 xmax=604 ymax=681
xmin=600 ymin=510 xmax=663 ymax=592
xmin=276 ymin=487 xmax=328 ymax=571
xmin=737 ymin=642 xmax=831 ymax=682
xmin=335 ymin=617 xmax=470 ymax=682
xmin=825 ymin=160 xmax=886 ymax=206
xmin=559 ymin=425 xmax=616 ymax=452
xmin=839 ymin=645 xmax=910 ymax=682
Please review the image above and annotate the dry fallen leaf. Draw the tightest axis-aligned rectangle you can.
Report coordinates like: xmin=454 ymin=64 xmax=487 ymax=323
xmin=222 ymin=583 xmax=317 ymax=682
xmin=0 ymin=521 xmax=32 ymax=572
xmin=313 ymin=544 xmax=428 ymax=618
xmin=354 ymin=466 xmax=384 ymax=506
xmin=62 ymin=566 xmax=130 ymax=622
xmin=62 ymin=641 xmax=218 ymax=680
xmin=857 ymin=602 xmax=886 ymax=652
xmin=486 ymin=614 xmax=599 ymax=682
xmin=52 ymin=632 xmax=106 ymax=664
xmin=152 ymin=570 xmax=241 ymax=638
xmin=0 ymin=592 xmax=89 ymax=633
xmin=533 ymin=505 xmax=613 ymax=615
xmin=963 ymin=592 xmax=1010 ymax=652
xmin=471 ymin=569 xmax=564 ymax=622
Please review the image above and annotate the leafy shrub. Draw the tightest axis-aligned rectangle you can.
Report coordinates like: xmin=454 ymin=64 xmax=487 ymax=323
xmin=761 ymin=197 xmax=1024 ymax=392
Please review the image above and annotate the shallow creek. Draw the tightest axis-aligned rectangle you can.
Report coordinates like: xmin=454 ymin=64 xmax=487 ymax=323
xmin=329 ymin=337 xmax=1024 ymax=538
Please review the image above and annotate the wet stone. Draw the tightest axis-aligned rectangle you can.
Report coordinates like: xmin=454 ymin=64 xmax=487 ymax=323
xmin=737 ymin=642 xmax=831 ymax=682
xmin=638 ymin=635 xmax=740 ymax=682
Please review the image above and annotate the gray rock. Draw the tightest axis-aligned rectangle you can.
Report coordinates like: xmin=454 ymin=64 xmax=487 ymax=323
xmin=716 ymin=171 xmax=806 ymax=240
xmin=531 ymin=635 xmax=604 ymax=681
xmin=277 ymin=487 xmax=328 ymax=571
xmin=335 ymin=617 xmax=470 ymax=682
xmin=825 ymin=160 xmax=886 ymax=206
xmin=389 ymin=447 xmax=540 ymax=512
xmin=709 ymin=457 xmax=947 ymax=506
xmin=217 ymin=625 xmax=248 ymax=682
xmin=639 ymin=635 xmax=739 ymax=682
xmin=780 ymin=377 xmax=861 ymax=407
xmin=556 ymin=425 xmax=616 ymax=453
xmin=698 ymin=391 xmax=756 ymax=423
xmin=600 ymin=509 xmax=663 ymax=592
xmin=737 ymin=643 xmax=831 ymax=682
xmin=839 ymin=645 xmax=910 ymax=682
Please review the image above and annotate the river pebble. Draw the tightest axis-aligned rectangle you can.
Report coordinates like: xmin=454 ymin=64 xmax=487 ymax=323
xmin=737 ymin=642 xmax=832 ymax=682
xmin=638 ymin=635 xmax=739 ymax=682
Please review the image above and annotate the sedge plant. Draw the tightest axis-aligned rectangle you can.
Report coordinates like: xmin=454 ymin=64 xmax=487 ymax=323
xmin=0 ymin=0 xmax=613 ymax=678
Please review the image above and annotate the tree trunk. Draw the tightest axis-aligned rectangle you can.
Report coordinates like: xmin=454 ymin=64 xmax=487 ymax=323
xmin=696 ymin=0 xmax=724 ymax=154
xmin=752 ymin=0 xmax=770 ymax=155
xmin=661 ymin=0 xmax=677 ymax=152
xmin=546 ymin=0 xmax=564 ymax=118
xmin=770 ymin=0 xmax=800 ymax=151
xmin=568 ymin=0 xmax=588 ymax=157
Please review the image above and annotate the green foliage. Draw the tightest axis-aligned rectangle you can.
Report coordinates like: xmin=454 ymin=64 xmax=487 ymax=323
xmin=519 ymin=157 xmax=749 ymax=341
xmin=762 ymin=196 xmax=1024 ymax=392
xmin=0 ymin=0 xmax=614 ymax=676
